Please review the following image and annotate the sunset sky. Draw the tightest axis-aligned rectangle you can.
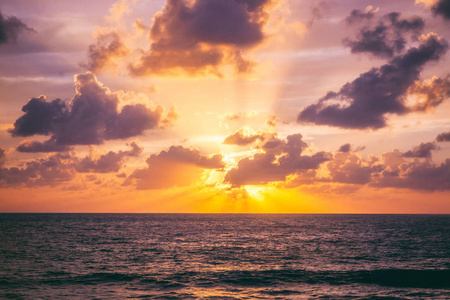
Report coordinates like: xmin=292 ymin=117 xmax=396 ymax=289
xmin=0 ymin=0 xmax=449 ymax=213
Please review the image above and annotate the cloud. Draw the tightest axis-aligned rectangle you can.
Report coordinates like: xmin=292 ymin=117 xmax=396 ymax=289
xmin=402 ymin=142 xmax=437 ymax=158
xmin=0 ymin=153 xmax=77 ymax=187
xmin=16 ymin=140 xmax=72 ymax=153
xmin=84 ymin=31 xmax=129 ymax=73
xmin=76 ymin=141 xmax=143 ymax=173
xmin=431 ymin=0 xmax=450 ymax=20
xmin=129 ymin=0 xmax=273 ymax=76
xmin=408 ymin=75 xmax=450 ymax=112
xmin=344 ymin=11 xmax=425 ymax=58
xmin=307 ymin=1 xmax=334 ymax=27
xmin=224 ymin=134 xmax=331 ymax=186
xmin=82 ymin=0 xmax=136 ymax=74
xmin=323 ymin=151 xmax=374 ymax=185
xmin=373 ymin=159 xmax=450 ymax=191
xmin=345 ymin=6 xmax=377 ymax=24
xmin=265 ymin=115 xmax=277 ymax=127
xmin=286 ymin=144 xmax=450 ymax=191
xmin=223 ymin=128 xmax=264 ymax=146
xmin=0 ymin=148 xmax=6 ymax=167
xmin=436 ymin=131 xmax=450 ymax=142
xmin=126 ymin=145 xmax=224 ymax=189
xmin=106 ymin=0 xmax=132 ymax=24
xmin=298 ymin=33 xmax=448 ymax=130
xmin=220 ymin=112 xmax=258 ymax=124
xmin=337 ymin=143 xmax=366 ymax=154
xmin=338 ymin=143 xmax=351 ymax=152
xmin=10 ymin=72 xmax=172 ymax=151
xmin=0 ymin=142 xmax=143 ymax=187
xmin=0 ymin=11 xmax=34 ymax=44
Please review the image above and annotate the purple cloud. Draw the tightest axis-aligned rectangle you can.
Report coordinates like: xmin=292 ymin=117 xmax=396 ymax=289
xmin=0 ymin=10 xmax=34 ymax=44
xmin=432 ymin=0 xmax=450 ymax=20
xmin=0 ymin=143 xmax=143 ymax=187
xmin=130 ymin=0 xmax=272 ymax=76
xmin=344 ymin=12 xmax=424 ymax=58
xmin=402 ymin=142 xmax=437 ymax=158
xmin=436 ymin=131 xmax=450 ymax=142
xmin=298 ymin=34 xmax=448 ymax=129
xmin=10 ymin=72 xmax=172 ymax=151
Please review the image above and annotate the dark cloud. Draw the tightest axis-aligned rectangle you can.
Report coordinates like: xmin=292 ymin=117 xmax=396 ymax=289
xmin=224 ymin=134 xmax=330 ymax=186
xmin=126 ymin=145 xmax=224 ymax=189
xmin=345 ymin=8 xmax=375 ymax=24
xmin=84 ymin=31 xmax=129 ymax=73
xmin=402 ymin=142 xmax=437 ymax=158
xmin=16 ymin=140 xmax=72 ymax=153
xmin=10 ymin=72 xmax=171 ymax=151
xmin=344 ymin=12 xmax=425 ymax=58
xmin=337 ymin=143 xmax=365 ymax=153
xmin=223 ymin=129 xmax=264 ymax=146
xmin=298 ymin=34 xmax=448 ymax=130
xmin=338 ymin=143 xmax=351 ymax=152
xmin=0 ymin=143 xmax=143 ymax=187
xmin=130 ymin=0 xmax=272 ymax=76
xmin=436 ymin=131 xmax=450 ymax=142
xmin=432 ymin=0 xmax=450 ymax=20
xmin=0 ymin=11 xmax=34 ymax=44
xmin=9 ymin=96 xmax=67 ymax=137
xmin=0 ymin=153 xmax=76 ymax=187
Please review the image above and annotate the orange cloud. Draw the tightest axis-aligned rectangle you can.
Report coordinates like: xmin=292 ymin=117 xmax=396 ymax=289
xmin=125 ymin=145 xmax=224 ymax=189
xmin=84 ymin=31 xmax=129 ymax=73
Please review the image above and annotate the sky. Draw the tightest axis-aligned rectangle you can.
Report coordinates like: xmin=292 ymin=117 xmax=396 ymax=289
xmin=0 ymin=0 xmax=449 ymax=213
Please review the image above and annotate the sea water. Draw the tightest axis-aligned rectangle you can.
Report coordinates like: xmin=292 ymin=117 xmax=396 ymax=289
xmin=1 ymin=214 xmax=449 ymax=299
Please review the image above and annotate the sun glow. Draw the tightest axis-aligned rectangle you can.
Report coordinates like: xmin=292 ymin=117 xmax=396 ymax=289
xmin=244 ymin=185 xmax=270 ymax=201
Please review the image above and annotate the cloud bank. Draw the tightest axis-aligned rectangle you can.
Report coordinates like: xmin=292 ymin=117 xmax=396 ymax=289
xmin=290 ymin=142 xmax=450 ymax=192
xmin=0 ymin=142 xmax=142 ymax=187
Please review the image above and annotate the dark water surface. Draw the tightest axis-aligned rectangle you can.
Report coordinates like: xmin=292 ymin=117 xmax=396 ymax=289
xmin=0 ymin=214 xmax=449 ymax=299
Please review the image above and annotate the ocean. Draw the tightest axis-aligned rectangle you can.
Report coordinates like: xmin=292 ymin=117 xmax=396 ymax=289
xmin=0 ymin=214 xmax=449 ymax=299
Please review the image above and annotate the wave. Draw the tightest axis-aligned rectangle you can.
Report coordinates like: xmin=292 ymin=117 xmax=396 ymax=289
xmin=23 ymin=268 xmax=448 ymax=289
xmin=216 ymin=269 xmax=450 ymax=289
